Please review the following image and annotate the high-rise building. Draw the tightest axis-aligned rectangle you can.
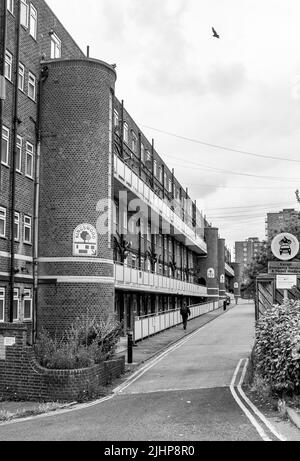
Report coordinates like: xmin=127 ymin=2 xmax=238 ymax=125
xmin=235 ymin=238 xmax=266 ymax=283
xmin=266 ymin=209 xmax=300 ymax=241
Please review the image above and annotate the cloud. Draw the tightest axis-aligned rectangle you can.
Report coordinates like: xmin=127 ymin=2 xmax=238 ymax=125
xmin=207 ymin=62 xmax=248 ymax=97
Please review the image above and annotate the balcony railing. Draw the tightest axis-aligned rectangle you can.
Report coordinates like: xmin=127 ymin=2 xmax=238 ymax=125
xmin=114 ymin=154 xmax=207 ymax=254
xmin=134 ymin=301 xmax=217 ymax=341
xmin=225 ymin=263 xmax=235 ymax=277
xmin=115 ymin=262 xmax=207 ymax=297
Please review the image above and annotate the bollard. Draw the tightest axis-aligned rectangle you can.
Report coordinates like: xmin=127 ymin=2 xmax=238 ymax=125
xmin=127 ymin=329 xmax=133 ymax=364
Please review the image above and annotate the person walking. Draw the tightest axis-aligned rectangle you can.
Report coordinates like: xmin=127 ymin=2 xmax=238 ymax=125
xmin=180 ymin=302 xmax=191 ymax=330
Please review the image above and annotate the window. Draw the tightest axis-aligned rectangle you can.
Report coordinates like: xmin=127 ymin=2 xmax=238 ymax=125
xmin=141 ymin=143 xmax=145 ymax=163
xmin=23 ymin=289 xmax=32 ymax=321
xmin=1 ymin=126 xmax=9 ymax=166
xmin=29 ymin=4 xmax=37 ymax=39
xmin=7 ymin=0 xmax=13 ymax=14
xmin=50 ymin=33 xmax=61 ymax=59
xmin=13 ymin=289 xmax=19 ymax=321
xmin=169 ymin=178 xmax=172 ymax=193
xmin=18 ymin=63 xmax=25 ymax=91
xmin=24 ymin=215 xmax=32 ymax=244
xmin=123 ymin=122 xmax=129 ymax=144
xmin=158 ymin=166 xmax=162 ymax=183
xmin=28 ymin=72 xmax=36 ymax=101
xmin=5 ymin=50 xmax=12 ymax=81
xmin=0 ymin=288 xmax=4 ymax=322
xmin=153 ymin=160 xmax=157 ymax=177
xmin=114 ymin=110 xmax=119 ymax=128
xmin=14 ymin=212 xmax=20 ymax=241
xmin=132 ymin=132 xmax=137 ymax=154
xmin=16 ymin=135 xmax=22 ymax=172
xmin=0 ymin=207 xmax=6 ymax=238
xmin=25 ymin=142 xmax=34 ymax=178
xmin=20 ymin=0 xmax=29 ymax=27
xmin=131 ymin=254 xmax=137 ymax=269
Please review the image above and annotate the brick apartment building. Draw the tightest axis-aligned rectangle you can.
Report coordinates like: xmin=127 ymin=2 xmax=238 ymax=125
xmin=0 ymin=0 xmax=239 ymax=341
xmin=235 ymin=237 xmax=266 ymax=283
xmin=266 ymin=208 xmax=300 ymax=242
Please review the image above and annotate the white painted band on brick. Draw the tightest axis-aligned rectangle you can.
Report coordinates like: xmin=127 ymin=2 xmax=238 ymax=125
xmin=0 ymin=272 xmax=33 ymax=279
xmin=38 ymin=257 xmax=114 ymax=264
xmin=38 ymin=276 xmax=115 ymax=284
xmin=0 ymin=252 xmax=33 ymax=262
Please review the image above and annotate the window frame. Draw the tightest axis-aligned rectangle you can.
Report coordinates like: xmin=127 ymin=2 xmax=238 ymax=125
xmin=50 ymin=32 xmax=62 ymax=59
xmin=5 ymin=50 xmax=13 ymax=82
xmin=0 ymin=207 xmax=6 ymax=238
xmin=20 ymin=0 xmax=29 ymax=28
xmin=13 ymin=288 xmax=20 ymax=322
xmin=29 ymin=3 xmax=37 ymax=40
xmin=23 ymin=289 xmax=33 ymax=321
xmin=16 ymin=135 xmax=22 ymax=172
xmin=131 ymin=131 xmax=137 ymax=154
xmin=25 ymin=141 xmax=34 ymax=178
xmin=18 ymin=62 xmax=25 ymax=91
xmin=123 ymin=122 xmax=129 ymax=144
xmin=1 ymin=126 xmax=9 ymax=166
xmin=0 ymin=288 xmax=4 ymax=323
xmin=28 ymin=71 xmax=36 ymax=101
xmin=14 ymin=212 xmax=20 ymax=242
xmin=24 ymin=215 xmax=32 ymax=244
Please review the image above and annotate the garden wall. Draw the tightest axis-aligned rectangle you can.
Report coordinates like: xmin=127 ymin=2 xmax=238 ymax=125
xmin=0 ymin=323 xmax=125 ymax=402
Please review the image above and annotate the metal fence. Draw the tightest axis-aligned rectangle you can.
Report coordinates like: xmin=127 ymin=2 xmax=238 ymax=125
xmin=134 ymin=301 xmax=217 ymax=342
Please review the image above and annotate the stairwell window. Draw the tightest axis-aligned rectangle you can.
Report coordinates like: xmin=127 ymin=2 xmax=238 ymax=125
xmin=29 ymin=4 xmax=37 ymax=40
xmin=25 ymin=142 xmax=34 ymax=178
xmin=13 ymin=289 xmax=20 ymax=322
xmin=24 ymin=215 xmax=32 ymax=244
xmin=0 ymin=207 xmax=6 ymax=238
xmin=20 ymin=0 xmax=29 ymax=28
xmin=18 ymin=63 xmax=25 ymax=91
xmin=132 ymin=132 xmax=137 ymax=155
xmin=23 ymin=289 xmax=32 ymax=321
xmin=0 ymin=288 xmax=4 ymax=322
xmin=5 ymin=50 xmax=13 ymax=82
xmin=14 ymin=212 xmax=20 ymax=241
xmin=1 ymin=126 xmax=9 ymax=166
xmin=28 ymin=72 xmax=36 ymax=101
xmin=123 ymin=122 xmax=129 ymax=144
xmin=7 ymin=0 xmax=14 ymax=15
xmin=16 ymin=135 xmax=22 ymax=172
xmin=50 ymin=33 xmax=61 ymax=59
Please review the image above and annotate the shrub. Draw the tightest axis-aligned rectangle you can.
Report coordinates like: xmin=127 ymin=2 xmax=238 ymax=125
xmin=34 ymin=312 xmax=122 ymax=370
xmin=253 ymin=300 xmax=300 ymax=396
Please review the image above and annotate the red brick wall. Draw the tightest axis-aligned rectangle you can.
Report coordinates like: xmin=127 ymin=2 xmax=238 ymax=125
xmin=0 ymin=323 xmax=125 ymax=402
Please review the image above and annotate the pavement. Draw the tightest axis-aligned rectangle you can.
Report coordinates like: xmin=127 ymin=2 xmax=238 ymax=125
xmin=1 ymin=299 xmax=299 ymax=433
xmin=0 ymin=302 xmax=233 ymax=421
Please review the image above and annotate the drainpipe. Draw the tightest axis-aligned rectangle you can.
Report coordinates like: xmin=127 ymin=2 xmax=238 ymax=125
xmin=120 ymin=100 xmax=124 ymax=158
xmin=32 ymin=66 xmax=48 ymax=343
xmin=9 ymin=1 xmax=20 ymax=323
xmin=0 ymin=0 xmax=7 ymax=193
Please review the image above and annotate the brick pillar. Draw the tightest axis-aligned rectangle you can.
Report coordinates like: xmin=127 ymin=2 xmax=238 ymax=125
xmin=232 ymin=263 xmax=242 ymax=300
xmin=203 ymin=227 xmax=219 ymax=300
xmin=218 ymin=238 xmax=226 ymax=299
xmin=38 ymin=58 xmax=117 ymax=335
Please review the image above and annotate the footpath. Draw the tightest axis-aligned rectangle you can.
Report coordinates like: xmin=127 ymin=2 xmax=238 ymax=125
xmin=0 ymin=302 xmax=233 ymax=421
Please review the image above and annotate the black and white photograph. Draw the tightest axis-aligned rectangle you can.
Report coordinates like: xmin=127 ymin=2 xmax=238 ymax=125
xmin=0 ymin=0 xmax=300 ymax=446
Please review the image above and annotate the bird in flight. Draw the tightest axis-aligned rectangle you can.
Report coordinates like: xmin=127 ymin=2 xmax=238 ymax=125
xmin=212 ymin=27 xmax=220 ymax=39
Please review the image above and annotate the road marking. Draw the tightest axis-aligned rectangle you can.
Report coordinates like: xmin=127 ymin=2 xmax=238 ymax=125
xmin=237 ymin=359 xmax=287 ymax=441
xmin=229 ymin=359 xmax=272 ymax=441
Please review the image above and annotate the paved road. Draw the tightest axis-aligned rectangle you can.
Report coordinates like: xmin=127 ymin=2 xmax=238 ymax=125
xmin=0 ymin=302 xmax=271 ymax=441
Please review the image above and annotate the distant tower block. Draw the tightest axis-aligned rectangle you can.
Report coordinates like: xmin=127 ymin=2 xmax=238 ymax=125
xmin=232 ymin=263 xmax=242 ymax=298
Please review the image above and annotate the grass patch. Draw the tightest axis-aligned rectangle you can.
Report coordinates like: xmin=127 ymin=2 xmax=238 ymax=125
xmin=0 ymin=402 xmax=70 ymax=422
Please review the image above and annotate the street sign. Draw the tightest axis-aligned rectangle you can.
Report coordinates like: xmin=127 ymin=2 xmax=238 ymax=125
xmin=271 ymin=233 xmax=299 ymax=261
xmin=268 ymin=261 xmax=300 ymax=275
xmin=276 ymin=274 xmax=297 ymax=289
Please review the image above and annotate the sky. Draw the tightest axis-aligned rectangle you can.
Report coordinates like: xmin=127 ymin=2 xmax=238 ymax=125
xmin=47 ymin=0 xmax=300 ymax=256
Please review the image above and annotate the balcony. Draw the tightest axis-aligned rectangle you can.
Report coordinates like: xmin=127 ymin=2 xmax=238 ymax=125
xmin=115 ymin=262 xmax=207 ymax=297
xmin=225 ymin=263 xmax=235 ymax=277
xmin=114 ymin=154 xmax=207 ymax=255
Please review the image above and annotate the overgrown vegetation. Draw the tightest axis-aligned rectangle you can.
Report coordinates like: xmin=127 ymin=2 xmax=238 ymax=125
xmin=252 ymin=300 xmax=300 ymax=397
xmin=34 ymin=311 xmax=123 ymax=370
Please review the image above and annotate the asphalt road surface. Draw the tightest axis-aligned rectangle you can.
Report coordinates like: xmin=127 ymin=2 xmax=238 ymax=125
xmin=0 ymin=302 xmax=282 ymax=441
